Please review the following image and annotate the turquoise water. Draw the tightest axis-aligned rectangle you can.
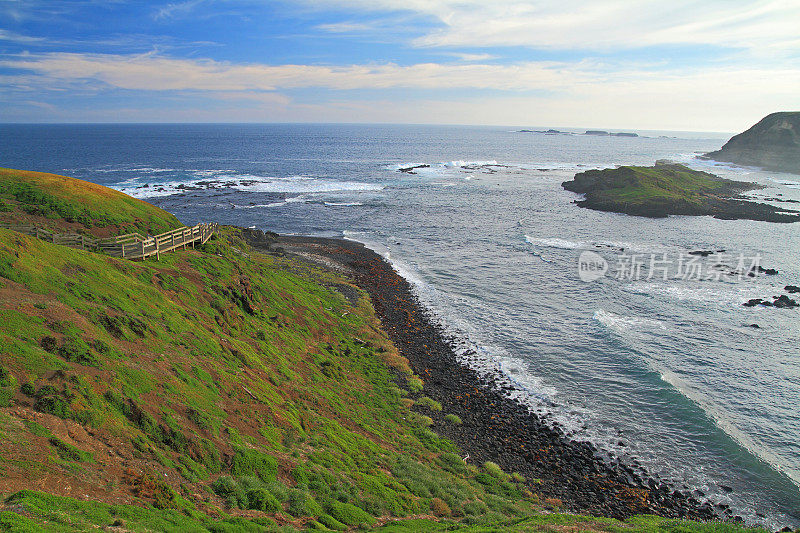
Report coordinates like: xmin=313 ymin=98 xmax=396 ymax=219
xmin=2 ymin=123 xmax=798 ymax=527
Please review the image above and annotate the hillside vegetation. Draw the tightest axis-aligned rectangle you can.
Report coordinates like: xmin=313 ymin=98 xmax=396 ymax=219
xmin=0 ymin=168 xmax=181 ymax=236
xmin=0 ymin=169 xmax=770 ymax=532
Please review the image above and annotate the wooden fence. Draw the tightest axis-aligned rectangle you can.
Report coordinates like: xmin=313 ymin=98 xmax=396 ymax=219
xmin=0 ymin=222 xmax=218 ymax=260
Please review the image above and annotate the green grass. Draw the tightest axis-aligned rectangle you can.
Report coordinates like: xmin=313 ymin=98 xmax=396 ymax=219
xmin=0 ymin=167 xmax=181 ymax=235
xmin=564 ymin=164 xmax=757 ymax=208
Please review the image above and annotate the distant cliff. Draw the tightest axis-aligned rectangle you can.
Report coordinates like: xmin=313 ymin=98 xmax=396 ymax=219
xmin=704 ymin=112 xmax=800 ymax=174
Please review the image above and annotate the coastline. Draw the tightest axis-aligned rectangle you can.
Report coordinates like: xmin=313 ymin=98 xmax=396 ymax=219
xmin=242 ymin=230 xmax=732 ymax=523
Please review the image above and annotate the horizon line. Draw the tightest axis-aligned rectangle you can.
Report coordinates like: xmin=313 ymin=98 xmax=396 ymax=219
xmin=0 ymin=121 xmax=735 ymax=136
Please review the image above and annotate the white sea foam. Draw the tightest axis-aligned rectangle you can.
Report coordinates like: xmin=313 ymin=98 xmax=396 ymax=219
xmin=768 ymin=178 xmax=800 ymax=186
xmin=114 ymin=174 xmax=383 ymax=198
xmin=593 ymin=309 xmax=667 ymax=333
xmin=389 ymin=160 xmax=500 ymax=171
xmin=623 ymin=282 xmax=767 ymax=307
xmin=126 ymin=167 xmax=177 ymax=173
xmin=443 ymin=160 xmax=498 ymax=167
xmin=524 ymin=235 xmax=664 ymax=255
xmin=524 ymin=235 xmax=586 ymax=249
xmin=324 ymin=201 xmax=363 ymax=206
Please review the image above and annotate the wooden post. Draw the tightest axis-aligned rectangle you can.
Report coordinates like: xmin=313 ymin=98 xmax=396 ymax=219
xmin=155 ymin=238 xmax=160 ymax=261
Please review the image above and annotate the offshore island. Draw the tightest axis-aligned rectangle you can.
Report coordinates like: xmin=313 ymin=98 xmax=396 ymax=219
xmin=0 ymin=166 xmax=774 ymax=531
xmin=561 ymin=163 xmax=800 ymax=223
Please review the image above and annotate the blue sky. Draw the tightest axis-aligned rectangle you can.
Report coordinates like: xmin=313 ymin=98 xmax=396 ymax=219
xmin=1 ymin=0 xmax=799 ymax=130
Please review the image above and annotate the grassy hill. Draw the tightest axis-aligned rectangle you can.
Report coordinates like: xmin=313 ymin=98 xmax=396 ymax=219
xmin=0 ymin=169 xmax=771 ymax=532
xmin=0 ymin=168 xmax=181 ymax=236
xmin=562 ymin=163 xmax=799 ymax=222
xmin=704 ymin=112 xmax=800 ymax=175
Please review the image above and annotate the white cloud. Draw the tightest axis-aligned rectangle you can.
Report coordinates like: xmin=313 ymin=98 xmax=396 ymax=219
xmin=0 ymin=29 xmax=45 ymax=43
xmin=443 ymin=52 xmax=497 ymax=62
xmin=154 ymin=0 xmax=206 ymax=20
xmin=2 ymin=51 xmax=799 ymax=130
xmin=300 ymin=0 xmax=800 ymax=53
xmin=0 ymin=52 xmax=580 ymax=91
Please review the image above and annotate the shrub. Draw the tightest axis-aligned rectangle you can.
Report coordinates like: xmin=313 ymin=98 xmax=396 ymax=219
xmin=407 ymin=377 xmax=424 ymax=393
xmin=409 ymin=412 xmax=433 ymax=427
xmin=48 ymin=437 xmax=92 ymax=462
xmin=430 ymin=497 xmax=451 ymax=517
xmin=230 ymin=448 xmax=277 ymax=483
xmin=35 ymin=385 xmax=58 ymax=398
xmin=287 ymin=490 xmax=323 ymax=518
xmin=0 ymin=388 xmax=13 ymax=407
xmin=543 ymin=497 xmax=563 ymax=510
xmin=39 ymin=336 xmax=58 ymax=353
xmin=123 ymin=471 xmax=184 ymax=511
xmin=34 ymin=395 xmax=71 ymax=419
xmin=187 ymin=407 xmax=214 ymax=433
xmin=317 ymin=514 xmax=347 ymax=531
xmin=444 ymin=414 xmax=462 ymax=425
xmin=0 ymin=366 xmax=15 ymax=406
xmin=325 ymin=501 xmax=375 ymax=527
xmin=415 ymin=396 xmax=442 ymax=412
xmin=438 ymin=453 xmax=468 ymax=477
xmin=61 ymin=335 xmax=101 ymax=367
xmin=483 ymin=461 xmax=510 ymax=482
xmin=211 ymin=476 xmax=238 ymax=498
xmin=265 ymin=481 xmax=289 ymax=502
xmin=0 ymin=366 xmax=11 ymax=387
xmin=211 ymin=476 xmax=246 ymax=508
xmin=246 ymin=488 xmax=281 ymax=513
xmin=462 ymin=500 xmax=489 ymax=516
xmin=20 ymin=383 xmax=35 ymax=396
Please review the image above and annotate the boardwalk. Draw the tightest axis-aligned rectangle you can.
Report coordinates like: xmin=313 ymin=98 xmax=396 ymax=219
xmin=0 ymin=222 xmax=218 ymax=260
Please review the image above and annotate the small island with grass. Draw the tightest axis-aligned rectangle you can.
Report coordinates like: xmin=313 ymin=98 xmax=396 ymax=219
xmin=561 ymin=162 xmax=800 ymax=222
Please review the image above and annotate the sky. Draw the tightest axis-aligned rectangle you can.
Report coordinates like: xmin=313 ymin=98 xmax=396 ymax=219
xmin=1 ymin=0 xmax=799 ymax=130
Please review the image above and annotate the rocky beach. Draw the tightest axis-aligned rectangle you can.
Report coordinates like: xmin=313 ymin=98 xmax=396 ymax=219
xmin=243 ymin=230 xmax=738 ymax=524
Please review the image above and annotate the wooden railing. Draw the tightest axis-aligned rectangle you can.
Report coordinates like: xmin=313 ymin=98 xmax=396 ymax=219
xmin=0 ymin=222 xmax=218 ymax=260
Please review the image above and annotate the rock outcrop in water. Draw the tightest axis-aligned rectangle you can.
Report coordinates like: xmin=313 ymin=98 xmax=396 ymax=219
xmin=703 ymin=112 xmax=800 ymax=174
xmin=561 ymin=163 xmax=800 ymax=222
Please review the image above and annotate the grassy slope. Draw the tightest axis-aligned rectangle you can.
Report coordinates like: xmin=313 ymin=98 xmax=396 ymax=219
xmin=0 ymin=171 xmax=769 ymax=532
xmin=0 ymin=168 xmax=182 ymax=236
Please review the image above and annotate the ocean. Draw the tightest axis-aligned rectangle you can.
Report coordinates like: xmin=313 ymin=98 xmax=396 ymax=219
xmin=2 ymin=123 xmax=798 ymax=528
